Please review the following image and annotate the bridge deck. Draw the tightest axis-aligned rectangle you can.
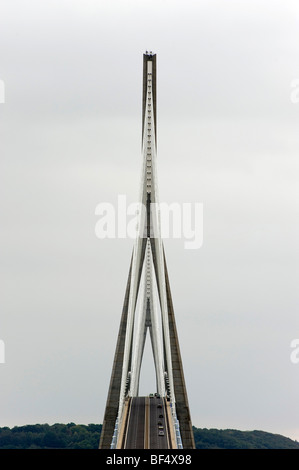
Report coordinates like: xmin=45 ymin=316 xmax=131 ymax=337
xmin=119 ymin=396 xmax=173 ymax=449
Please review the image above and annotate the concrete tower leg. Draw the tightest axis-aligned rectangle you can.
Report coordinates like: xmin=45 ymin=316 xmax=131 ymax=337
xmin=164 ymin=253 xmax=195 ymax=449
xmin=99 ymin=257 xmax=132 ymax=449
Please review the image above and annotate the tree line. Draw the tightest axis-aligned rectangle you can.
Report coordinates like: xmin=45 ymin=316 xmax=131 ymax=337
xmin=0 ymin=423 xmax=298 ymax=449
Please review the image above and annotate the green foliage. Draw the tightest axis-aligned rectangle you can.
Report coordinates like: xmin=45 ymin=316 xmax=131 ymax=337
xmin=0 ymin=423 xmax=298 ymax=449
xmin=0 ymin=423 xmax=101 ymax=449
xmin=192 ymin=427 xmax=299 ymax=449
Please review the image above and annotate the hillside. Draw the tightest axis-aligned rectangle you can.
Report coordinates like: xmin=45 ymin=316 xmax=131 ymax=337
xmin=193 ymin=428 xmax=299 ymax=449
xmin=0 ymin=424 xmax=298 ymax=449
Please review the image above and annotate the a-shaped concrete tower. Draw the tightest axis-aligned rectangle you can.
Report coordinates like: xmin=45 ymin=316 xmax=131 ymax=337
xmin=99 ymin=52 xmax=195 ymax=450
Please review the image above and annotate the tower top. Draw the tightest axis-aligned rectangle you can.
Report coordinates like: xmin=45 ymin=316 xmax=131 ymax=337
xmin=144 ymin=50 xmax=155 ymax=58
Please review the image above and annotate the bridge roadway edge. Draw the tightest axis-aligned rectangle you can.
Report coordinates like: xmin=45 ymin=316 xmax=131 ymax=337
xmin=117 ymin=396 xmax=177 ymax=449
xmin=116 ymin=397 xmax=132 ymax=449
xmin=165 ymin=399 xmax=177 ymax=449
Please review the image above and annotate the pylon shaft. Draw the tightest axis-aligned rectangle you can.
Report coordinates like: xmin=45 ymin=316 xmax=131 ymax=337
xmin=99 ymin=52 xmax=195 ymax=449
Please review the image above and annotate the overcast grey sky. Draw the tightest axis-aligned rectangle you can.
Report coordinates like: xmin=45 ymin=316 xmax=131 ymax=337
xmin=0 ymin=0 xmax=299 ymax=442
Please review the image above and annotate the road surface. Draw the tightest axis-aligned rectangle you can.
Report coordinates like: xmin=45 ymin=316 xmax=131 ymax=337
xmin=122 ymin=396 xmax=171 ymax=449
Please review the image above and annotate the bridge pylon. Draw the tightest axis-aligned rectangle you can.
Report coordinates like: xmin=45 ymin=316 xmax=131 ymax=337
xmin=99 ymin=52 xmax=195 ymax=450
